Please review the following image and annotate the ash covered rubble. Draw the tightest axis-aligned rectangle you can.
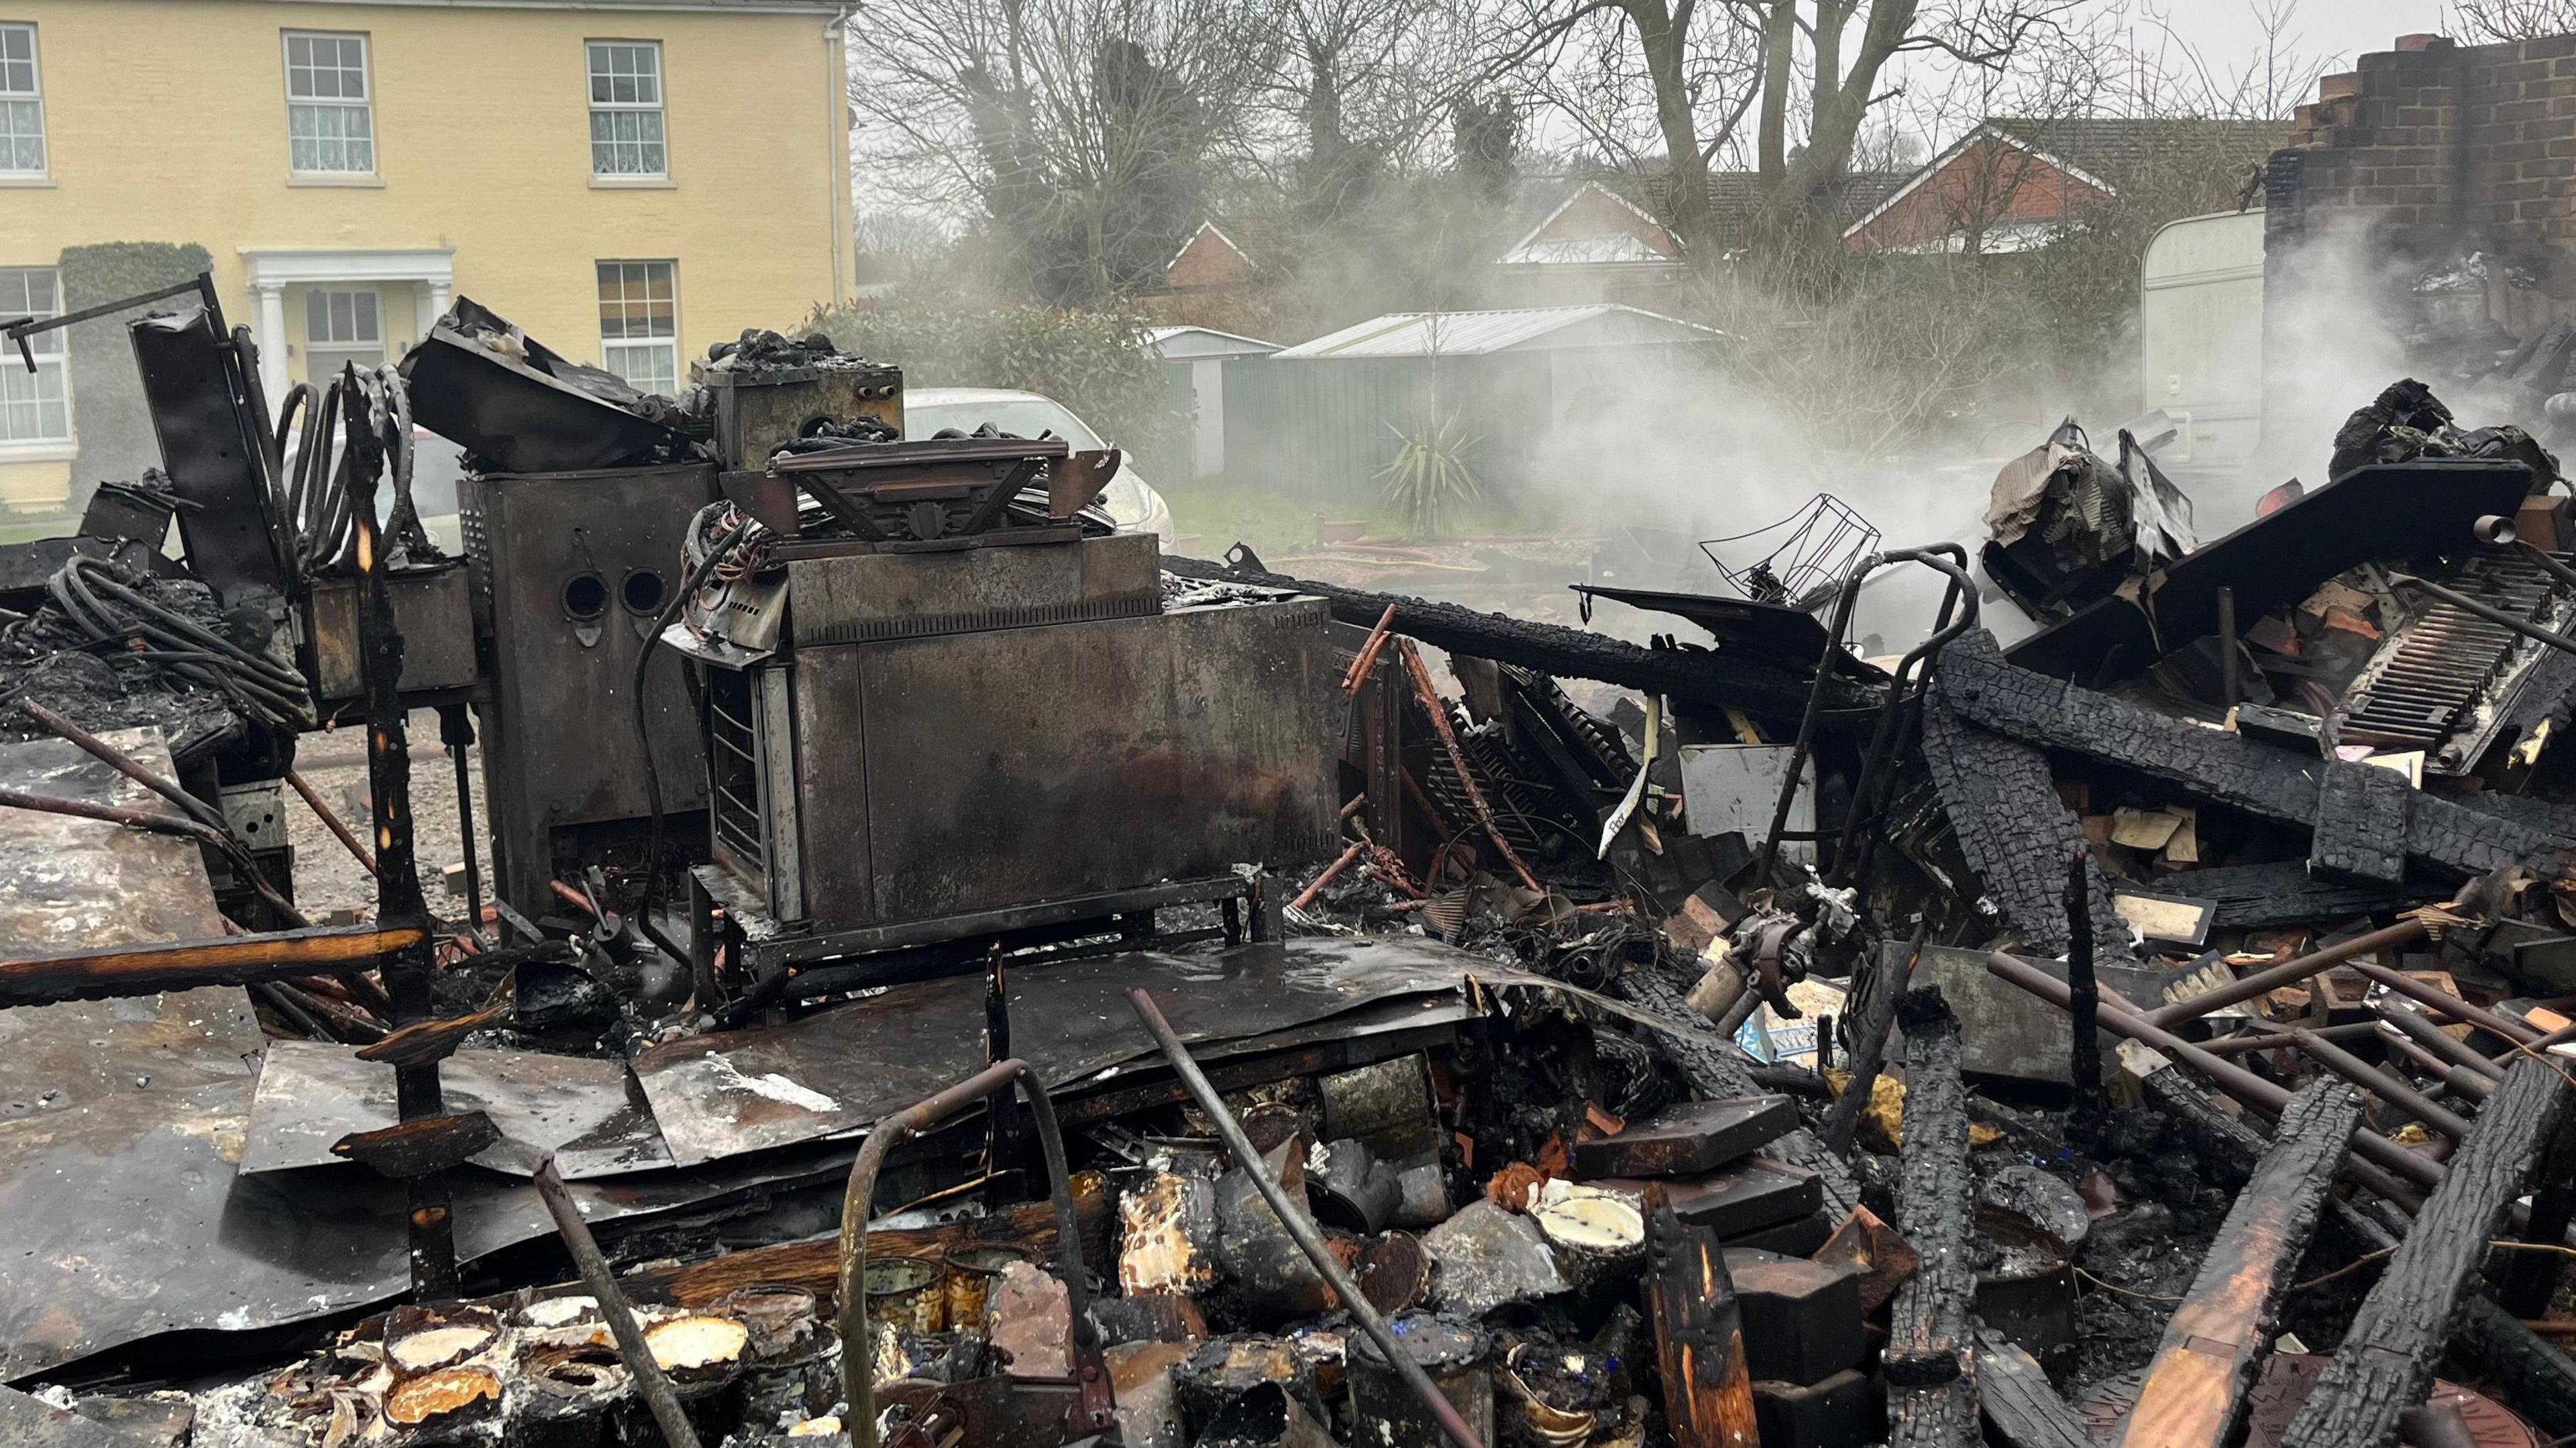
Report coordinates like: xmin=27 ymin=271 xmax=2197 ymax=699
xmin=21 ymin=276 xmax=2576 ymax=1448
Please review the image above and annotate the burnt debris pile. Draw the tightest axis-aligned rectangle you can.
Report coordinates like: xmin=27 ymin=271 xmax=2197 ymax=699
xmin=14 ymin=271 xmax=2576 ymax=1448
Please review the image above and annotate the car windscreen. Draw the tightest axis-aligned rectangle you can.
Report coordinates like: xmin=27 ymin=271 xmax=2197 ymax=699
xmin=902 ymin=399 xmax=1105 ymax=451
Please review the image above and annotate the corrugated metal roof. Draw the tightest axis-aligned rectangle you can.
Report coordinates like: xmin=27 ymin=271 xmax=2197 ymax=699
xmin=1147 ymin=325 xmax=1280 ymax=359
xmin=1273 ymin=304 xmax=1718 ymax=359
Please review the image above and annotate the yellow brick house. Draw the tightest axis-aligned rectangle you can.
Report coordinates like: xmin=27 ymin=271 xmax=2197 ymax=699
xmin=0 ymin=0 xmax=854 ymax=512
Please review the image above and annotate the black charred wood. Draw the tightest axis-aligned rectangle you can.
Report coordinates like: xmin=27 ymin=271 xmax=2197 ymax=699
xmin=1163 ymin=553 xmax=1845 ymax=720
xmin=332 ymin=1110 xmax=500 ymax=1178
xmin=2179 ymin=860 xmax=2441 ymax=931
xmin=1613 ymin=965 xmax=1860 ymax=1221
xmin=1821 ymin=935 xmax=1912 ymax=1156
xmin=1885 ymin=989 xmax=1974 ymax=1392
xmin=1975 ymin=1327 xmax=2091 ymax=1448
xmin=1937 ymin=631 xmax=2573 ymax=880
xmin=2279 ymin=1057 xmax=2571 ymax=1447
xmin=1919 ymin=689 xmax=2131 ymax=958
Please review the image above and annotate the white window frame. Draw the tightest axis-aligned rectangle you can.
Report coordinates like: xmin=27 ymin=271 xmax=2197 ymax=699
xmin=596 ymin=260 xmax=679 ymax=396
xmin=303 ymin=287 xmax=386 ymax=384
xmin=282 ymin=30 xmax=376 ymax=178
xmin=0 ymin=265 xmax=72 ymax=459
xmin=586 ymin=40 xmax=669 ymax=181
xmin=0 ymin=22 xmax=46 ymax=180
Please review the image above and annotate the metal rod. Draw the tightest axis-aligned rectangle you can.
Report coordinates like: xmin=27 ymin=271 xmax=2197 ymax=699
xmin=2384 ymin=1032 xmax=2496 ymax=1103
xmin=2347 ymin=960 xmax=2546 ymax=1048
xmin=18 ymin=699 xmax=226 ymax=832
xmin=285 ymin=767 xmax=376 ymax=875
xmin=531 ymin=1156 xmax=704 ymax=1448
xmin=2198 ymin=1020 xmax=2380 ymax=1055
xmin=1291 ymin=839 xmax=1369 ymax=912
xmin=1829 ymin=545 xmax=1975 ymax=884
xmin=2287 ymin=1026 xmax=2475 ymax=1141
xmin=1397 ymin=638 xmax=1541 ymax=895
xmin=1341 ymin=603 xmax=1400 ymax=695
xmin=836 ymin=1058 xmax=1102 ymax=1448
xmin=2514 ymin=538 xmax=2576 ymax=594
xmin=2381 ymin=1005 xmax=2510 ymax=1081
xmin=2143 ymin=920 xmax=2429 ymax=1027
xmin=1985 ymin=950 xmax=2443 ymax=1196
xmin=1126 ymin=987 xmax=1487 ymax=1448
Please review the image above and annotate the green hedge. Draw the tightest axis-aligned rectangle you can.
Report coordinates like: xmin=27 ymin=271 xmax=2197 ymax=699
xmin=58 ymin=241 xmax=214 ymax=512
xmin=804 ymin=299 xmax=1166 ymax=462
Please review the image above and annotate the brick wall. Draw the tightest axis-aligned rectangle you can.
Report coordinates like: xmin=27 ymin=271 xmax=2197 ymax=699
xmin=2273 ymin=31 xmax=2576 ymax=297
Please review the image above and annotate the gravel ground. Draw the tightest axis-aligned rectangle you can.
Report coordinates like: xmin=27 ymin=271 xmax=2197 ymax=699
xmin=283 ymin=708 xmax=489 ymax=922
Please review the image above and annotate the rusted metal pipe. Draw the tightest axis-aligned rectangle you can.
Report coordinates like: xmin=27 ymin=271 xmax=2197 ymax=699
xmin=1291 ymin=839 xmax=1369 ymax=913
xmin=532 ymin=1156 xmax=702 ymax=1448
xmin=19 ymin=698 xmax=226 ymax=832
xmin=2383 ymin=1032 xmax=2496 ymax=1103
xmin=2286 ymin=1026 xmax=2475 ymax=1141
xmin=285 ymin=767 xmax=376 ymax=875
xmin=1986 ymin=950 xmax=2443 ymax=1195
xmin=2198 ymin=1020 xmax=2380 ymax=1056
xmin=1341 ymin=602 xmax=1399 ymax=695
xmin=836 ymin=1057 xmax=1102 ymax=1448
xmin=1397 ymin=638 xmax=1541 ymax=895
xmin=2347 ymin=960 xmax=2546 ymax=1048
xmin=2142 ymin=920 xmax=2428 ymax=1028
xmin=2381 ymin=1005 xmax=2510 ymax=1082
xmin=1127 ymin=987 xmax=1487 ymax=1448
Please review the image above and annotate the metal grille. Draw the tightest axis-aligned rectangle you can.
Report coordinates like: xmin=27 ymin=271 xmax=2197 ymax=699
xmin=2338 ymin=549 xmax=2572 ymax=770
xmin=706 ymin=669 xmax=767 ymax=884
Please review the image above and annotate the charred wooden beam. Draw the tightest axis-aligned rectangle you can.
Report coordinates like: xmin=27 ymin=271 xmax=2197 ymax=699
xmin=1614 ymin=964 xmax=1861 ymax=1220
xmin=333 ymin=1111 xmax=500 ymax=1178
xmin=1937 ymin=631 xmax=2572 ymax=880
xmin=1821 ymin=932 xmax=1916 ymax=1156
xmin=358 ymin=999 xmax=511 ymax=1069
xmin=1643 ymin=1185 xmax=1760 ymax=1448
xmin=1161 ymin=553 xmax=1840 ymax=720
xmin=2500 ymin=1109 xmax=2576 ymax=1319
xmin=2115 ymin=1078 xmax=2362 ymax=1448
xmin=2065 ymin=852 xmax=2106 ymax=1137
xmin=1976 ymin=1327 xmax=2091 ymax=1448
xmin=1919 ymin=689 xmax=2131 ymax=959
xmin=1886 ymin=989 xmax=1976 ymax=1437
xmin=2279 ymin=1056 xmax=2571 ymax=1448
xmin=0 ymin=923 xmax=429 ymax=1006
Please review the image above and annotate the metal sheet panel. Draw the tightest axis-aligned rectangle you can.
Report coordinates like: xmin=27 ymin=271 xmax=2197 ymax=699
xmin=790 ymin=596 xmax=1339 ymax=930
xmin=633 ymin=937 xmax=1491 ymax=1166
xmin=785 ymin=531 xmax=1161 ymax=643
xmin=468 ymin=463 xmax=715 ymax=909
xmin=241 ymin=1043 xmax=672 ymax=1179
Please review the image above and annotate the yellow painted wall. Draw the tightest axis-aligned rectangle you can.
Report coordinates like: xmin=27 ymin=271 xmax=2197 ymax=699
xmin=0 ymin=0 xmax=851 ymax=512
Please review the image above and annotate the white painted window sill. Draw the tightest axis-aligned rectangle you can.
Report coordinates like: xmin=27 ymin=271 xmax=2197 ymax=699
xmin=0 ymin=441 xmax=78 ymax=463
xmin=288 ymin=173 xmax=387 ymax=188
xmin=0 ymin=174 xmax=54 ymax=188
xmin=590 ymin=176 xmax=678 ymax=190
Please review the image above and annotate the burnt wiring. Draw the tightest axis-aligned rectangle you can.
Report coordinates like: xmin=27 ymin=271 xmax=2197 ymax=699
xmin=44 ymin=554 xmax=315 ymax=728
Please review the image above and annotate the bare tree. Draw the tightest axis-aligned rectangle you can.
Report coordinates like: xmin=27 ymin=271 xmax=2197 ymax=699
xmin=1487 ymin=0 xmax=2080 ymax=267
xmin=2449 ymin=0 xmax=2576 ymax=42
xmin=847 ymin=0 xmax=1281 ymax=303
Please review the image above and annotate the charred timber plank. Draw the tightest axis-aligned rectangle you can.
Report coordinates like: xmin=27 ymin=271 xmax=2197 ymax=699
xmin=1614 ymin=966 xmax=1861 ymax=1220
xmin=1888 ymin=1376 xmax=1980 ymax=1447
xmin=1919 ymin=691 xmax=2131 ymax=958
xmin=2279 ymin=1056 xmax=2571 ymax=1448
xmin=1161 ymin=554 xmax=1841 ymax=720
xmin=2176 ymin=860 xmax=2439 ymax=931
xmin=2144 ymin=1056 xmax=2576 ymax=1441
xmin=358 ymin=999 xmax=509 ymax=1068
xmin=1976 ymin=1327 xmax=2092 ymax=1448
xmin=2310 ymin=761 xmax=2412 ymax=885
xmin=1643 ymin=1185 xmax=1761 ymax=1448
xmin=0 ymin=924 xmax=428 ymax=1006
xmin=2116 ymin=1078 xmax=2363 ymax=1448
xmin=1886 ymin=988 xmax=1974 ymax=1391
xmin=331 ymin=1111 xmax=500 ymax=1178
xmin=2501 ymin=1111 xmax=2576 ymax=1319
xmin=1936 ymin=631 xmax=2571 ymax=879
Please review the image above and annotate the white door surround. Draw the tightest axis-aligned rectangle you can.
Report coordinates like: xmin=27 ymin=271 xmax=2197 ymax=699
xmin=239 ymin=246 xmax=454 ymax=401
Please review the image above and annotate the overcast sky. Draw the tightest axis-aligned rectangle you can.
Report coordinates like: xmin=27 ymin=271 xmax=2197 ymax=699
xmin=2140 ymin=1 xmax=2456 ymax=70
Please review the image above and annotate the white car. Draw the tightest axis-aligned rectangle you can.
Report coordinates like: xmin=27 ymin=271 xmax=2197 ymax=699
xmin=902 ymin=386 xmax=1178 ymax=545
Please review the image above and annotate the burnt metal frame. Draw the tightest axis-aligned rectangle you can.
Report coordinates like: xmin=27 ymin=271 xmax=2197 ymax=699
xmin=837 ymin=1057 xmax=1110 ymax=1448
xmin=1754 ymin=545 xmax=1980 ymax=885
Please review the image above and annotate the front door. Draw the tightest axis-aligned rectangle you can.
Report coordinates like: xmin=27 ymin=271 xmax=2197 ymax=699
xmin=303 ymin=286 xmax=384 ymax=385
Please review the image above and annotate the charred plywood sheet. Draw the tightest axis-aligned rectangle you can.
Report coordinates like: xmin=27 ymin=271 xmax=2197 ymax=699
xmin=241 ymin=1044 xmax=672 ymax=1179
xmin=634 ymin=938 xmax=1493 ymax=1166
